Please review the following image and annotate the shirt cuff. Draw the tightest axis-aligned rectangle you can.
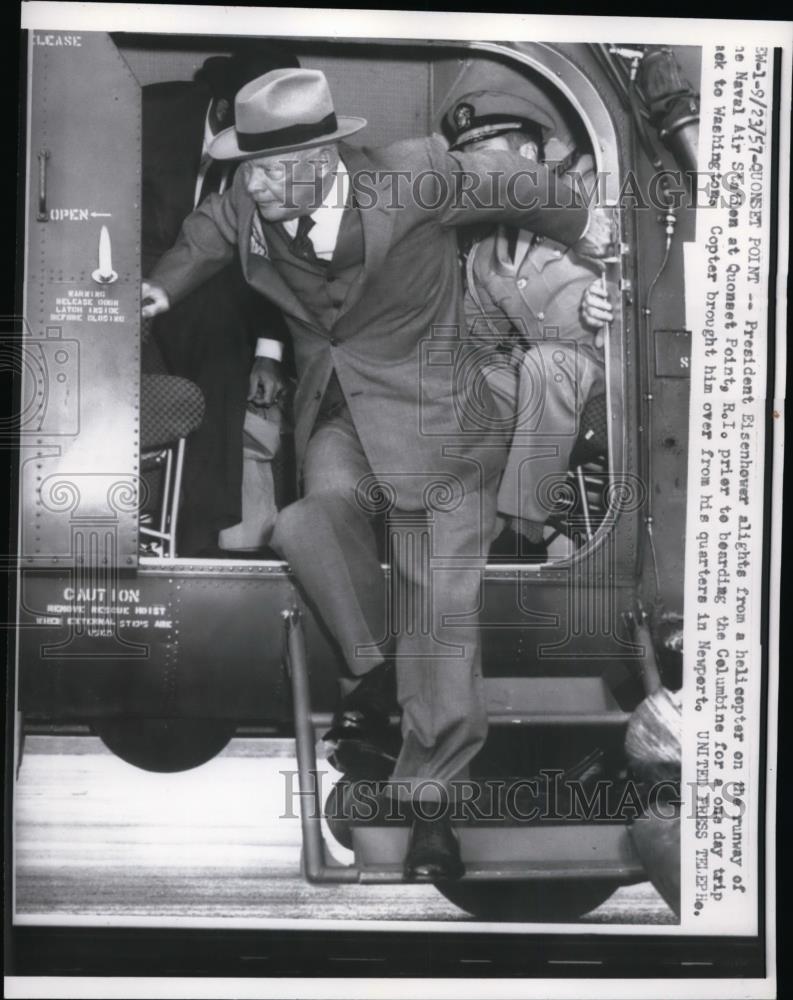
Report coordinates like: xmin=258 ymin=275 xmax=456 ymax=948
xmin=255 ymin=338 xmax=283 ymax=361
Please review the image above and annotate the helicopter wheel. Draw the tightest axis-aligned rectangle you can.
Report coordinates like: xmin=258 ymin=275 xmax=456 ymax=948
xmin=436 ymin=878 xmax=621 ymax=922
xmin=323 ymin=779 xmax=354 ymax=850
xmin=93 ymin=717 xmax=235 ymax=772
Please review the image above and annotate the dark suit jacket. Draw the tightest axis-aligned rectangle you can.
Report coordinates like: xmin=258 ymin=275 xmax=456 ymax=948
xmin=142 ymin=81 xmax=287 ymax=552
xmin=151 ymin=136 xmax=588 ymax=507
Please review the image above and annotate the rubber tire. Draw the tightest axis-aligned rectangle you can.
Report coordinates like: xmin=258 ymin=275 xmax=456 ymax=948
xmin=94 ymin=718 xmax=235 ymax=772
xmin=436 ymin=879 xmax=621 ymax=922
xmin=323 ymin=780 xmax=354 ymax=850
xmin=628 ymin=811 xmax=681 ymax=916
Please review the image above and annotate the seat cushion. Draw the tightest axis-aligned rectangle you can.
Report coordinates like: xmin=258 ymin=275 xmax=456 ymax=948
xmin=140 ymin=373 xmax=205 ymax=449
xmin=570 ymin=392 xmax=608 ymax=466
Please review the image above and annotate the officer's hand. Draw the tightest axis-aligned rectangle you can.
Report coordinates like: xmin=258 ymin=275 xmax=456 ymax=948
xmin=581 ymin=281 xmax=614 ymax=346
xmin=574 ymin=207 xmax=614 ymax=259
xmin=141 ymin=281 xmax=170 ymax=319
xmin=248 ymin=357 xmax=286 ymax=408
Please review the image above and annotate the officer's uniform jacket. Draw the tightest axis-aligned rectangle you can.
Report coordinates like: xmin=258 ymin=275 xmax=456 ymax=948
xmin=464 ymin=154 xmax=604 ymax=356
xmin=150 ymin=136 xmax=589 ymax=507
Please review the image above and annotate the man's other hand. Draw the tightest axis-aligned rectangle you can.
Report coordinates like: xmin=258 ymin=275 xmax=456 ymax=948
xmin=581 ymin=280 xmax=614 ymax=348
xmin=141 ymin=281 xmax=170 ymax=319
xmin=575 ymin=207 xmax=615 ymax=259
xmin=248 ymin=357 xmax=286 ymax=408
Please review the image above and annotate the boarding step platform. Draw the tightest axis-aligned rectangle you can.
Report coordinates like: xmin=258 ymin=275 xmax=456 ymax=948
xmin=483 ymin=676 xmax=631 ymax=726
xmin=281 ymin=607 xmax=651 ymax=902
xmin=350 ymin=822 xmax=644 ymax=884
xmin=309 ymin=676 xmax=632 ymax=734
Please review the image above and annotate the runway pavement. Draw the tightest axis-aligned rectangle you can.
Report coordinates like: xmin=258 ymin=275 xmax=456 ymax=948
xmin=13 ymin=736 xmax=676 ymax=925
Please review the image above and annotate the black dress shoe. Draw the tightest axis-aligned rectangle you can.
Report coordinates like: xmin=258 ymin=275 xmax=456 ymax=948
xmin=404 ymin=809 xmax=465 ymax=882
xmin=323 ymin=662 xmax=396 ymax=777
xmin=325 ymin=728 xmax=396 ymax=779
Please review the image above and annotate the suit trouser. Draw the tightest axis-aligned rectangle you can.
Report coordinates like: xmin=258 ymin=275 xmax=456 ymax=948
xmin=483 ymin=340 xmax=605 ymax=525
xmin=271 ymin=403 xmax=500 ymax=798
xmin=218 ymin=407 xmax=281 ymax=551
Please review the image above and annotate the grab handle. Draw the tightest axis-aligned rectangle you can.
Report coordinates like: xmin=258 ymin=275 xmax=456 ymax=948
xmin=37 ymin=149 xmax=50 ymax=221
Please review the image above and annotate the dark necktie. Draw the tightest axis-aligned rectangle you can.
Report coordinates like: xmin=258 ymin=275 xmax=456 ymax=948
xmin=288 ymin=215 xmax=321 ymax=265
xmin=505 ymin=225 xmax=520 ymax=263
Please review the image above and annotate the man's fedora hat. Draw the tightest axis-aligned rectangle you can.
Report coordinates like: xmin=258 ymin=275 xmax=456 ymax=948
xmin=209 ymin=68 xmax=367 ymax=160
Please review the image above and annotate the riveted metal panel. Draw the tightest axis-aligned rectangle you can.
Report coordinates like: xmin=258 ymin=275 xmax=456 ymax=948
xmin=18 ymin=564 xmax=343 ymax=723
xmin=20 ymin=560 xmax=647 ymax=723
xmin=21 ymin=31 xmax=141 ymax=568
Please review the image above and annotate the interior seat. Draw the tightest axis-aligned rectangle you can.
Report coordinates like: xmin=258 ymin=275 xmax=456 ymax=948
xmin=139 ymin=322 xmax=206 ymax=558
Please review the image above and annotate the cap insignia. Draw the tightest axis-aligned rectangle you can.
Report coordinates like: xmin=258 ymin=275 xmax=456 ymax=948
xmin=454 ymin=103 xmax=474 ymax=130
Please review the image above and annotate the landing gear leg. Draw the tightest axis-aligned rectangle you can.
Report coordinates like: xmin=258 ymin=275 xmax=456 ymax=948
xmin=282 ymin=606 xmax=358 ymax=883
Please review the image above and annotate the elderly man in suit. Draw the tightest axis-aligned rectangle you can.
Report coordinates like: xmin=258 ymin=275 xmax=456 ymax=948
xmin=142 ymin=68 xmax=612 ymax=880
xmin=142 ymin=48 xmax=297 ymax=556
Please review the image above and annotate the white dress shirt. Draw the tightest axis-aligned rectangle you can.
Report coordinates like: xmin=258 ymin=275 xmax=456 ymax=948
xmin=255 ymin=161 xmax=349 ymax=361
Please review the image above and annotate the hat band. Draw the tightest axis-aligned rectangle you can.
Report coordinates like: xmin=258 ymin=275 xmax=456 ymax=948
xmin=237 ymin=112 xmax=338 ymax=152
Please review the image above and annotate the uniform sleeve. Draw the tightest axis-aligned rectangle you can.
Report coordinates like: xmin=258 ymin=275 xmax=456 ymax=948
xmin=464 ymin=241 xmax=518 ymax=342
xmin=425 ymin=135 xmax=590 ymax=248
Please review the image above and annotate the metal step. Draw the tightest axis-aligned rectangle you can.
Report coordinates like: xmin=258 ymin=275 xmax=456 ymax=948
xmin=351 ymin=822 xmax=644 ymax=883
xmin=483 ymin=676 xmax=630 ymax=725
xmin=310 ymin=677 xmax=631 ymax=733
xmin=283 ymin=609 xmax=646 ymax=886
